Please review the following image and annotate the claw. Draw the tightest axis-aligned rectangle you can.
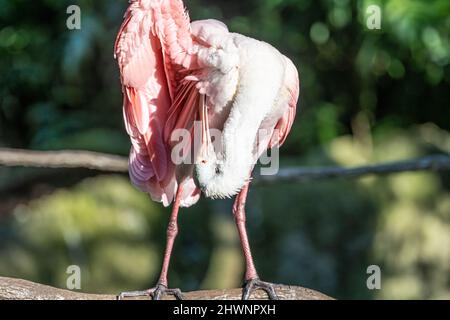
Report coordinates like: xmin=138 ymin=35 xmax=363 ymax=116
xmin=151 ymin=284 xmax=184 ymax=300
xmin=117 ymin=284 xmax=184 ymax=300
xmin=242 ymin=278 xmax=279 ymax=300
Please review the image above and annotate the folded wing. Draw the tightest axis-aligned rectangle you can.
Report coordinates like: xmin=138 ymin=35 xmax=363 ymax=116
xmin=269 ymin=57 xmax=300 ymax=148
xmin=115 ymin=0 xmax=201 ymax=207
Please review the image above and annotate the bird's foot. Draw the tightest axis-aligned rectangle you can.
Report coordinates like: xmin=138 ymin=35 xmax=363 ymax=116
xmin=242 ymin=278 xmax=279 ymax=300
xmin=151 ymin=284 xmax=184 ymax=300
xmin=117 ymin=283 xmax=184 ymax=300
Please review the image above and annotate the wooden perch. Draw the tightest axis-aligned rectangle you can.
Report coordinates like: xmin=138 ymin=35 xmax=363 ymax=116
xmin=0 ymin=277 xmax=332 ymax=300
xmin=1 ymin=148 xmax=449 ymax=184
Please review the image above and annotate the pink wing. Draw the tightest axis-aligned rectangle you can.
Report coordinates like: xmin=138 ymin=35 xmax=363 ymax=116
xmin=115 ymin=0 xmax=201 ymax=207
xmin=269 ymin=57 xmax=300 ymax=148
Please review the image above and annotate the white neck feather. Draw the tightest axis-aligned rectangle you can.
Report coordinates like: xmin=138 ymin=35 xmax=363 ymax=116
xmin=194 ymin=35 xmax=286 ymax=199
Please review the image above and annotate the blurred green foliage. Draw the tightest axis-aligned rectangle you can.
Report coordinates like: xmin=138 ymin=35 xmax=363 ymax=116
xmin=0 ymin=0 xmax=449 ymax=299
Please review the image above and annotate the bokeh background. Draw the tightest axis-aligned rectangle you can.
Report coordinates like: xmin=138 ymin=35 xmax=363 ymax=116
xmin=0 ymin=0 xmax=449 ymax=299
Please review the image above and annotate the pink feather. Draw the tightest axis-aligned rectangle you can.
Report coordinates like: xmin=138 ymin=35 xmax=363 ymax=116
xmin=115 ymin=0 xmax=300 ymax=208
xmin=115 ymin=0 xmax=200 ymax=207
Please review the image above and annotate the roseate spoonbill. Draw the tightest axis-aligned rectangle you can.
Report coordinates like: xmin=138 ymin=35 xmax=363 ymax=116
xmin=115 ymin=0 xmax=299 ymax=300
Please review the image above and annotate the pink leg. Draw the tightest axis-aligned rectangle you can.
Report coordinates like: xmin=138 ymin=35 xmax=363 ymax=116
xmin=233 ymin=183 xmax=259 ymax=281
xmin=158 ymin=186 xmax=183 ymax=287
xmin=157 ymin=185 xmax=183 ymax=287
xmin=118 ymin=186 xmax=184 ymax=300
xmin=233 ymin=182 xmax=278 ymax=300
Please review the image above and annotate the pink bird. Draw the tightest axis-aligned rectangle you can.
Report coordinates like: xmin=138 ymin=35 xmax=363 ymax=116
xmin=115 ymin=0 xmax=299 ymax=300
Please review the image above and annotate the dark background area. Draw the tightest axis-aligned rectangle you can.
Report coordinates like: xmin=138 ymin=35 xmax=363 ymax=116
xmin=0 ymin=0 xmax=449 ymax=299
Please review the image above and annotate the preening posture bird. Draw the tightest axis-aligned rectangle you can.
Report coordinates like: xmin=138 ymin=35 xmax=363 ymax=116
xmin=115 ymin=0 xmax=299 ymax=300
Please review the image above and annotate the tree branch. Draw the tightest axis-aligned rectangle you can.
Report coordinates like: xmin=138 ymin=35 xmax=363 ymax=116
xmin=0 ymin=277 xmax=331 ymax=300
xmin=1 ymin=148 xmax=449 ymax=184
xmin=0 ymin=148 xmax=128 ymax=172
xmin=256 ymin=154 xmax=450 ymax=184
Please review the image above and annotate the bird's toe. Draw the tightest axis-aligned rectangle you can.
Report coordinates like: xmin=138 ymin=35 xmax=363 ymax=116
xmin=117 ymin=284 xmax=184 ymax=300
xmin=150 ymin=284 xmax=184 ymax=300
xmin=242 ymin=278 xmax=279 ymax=300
